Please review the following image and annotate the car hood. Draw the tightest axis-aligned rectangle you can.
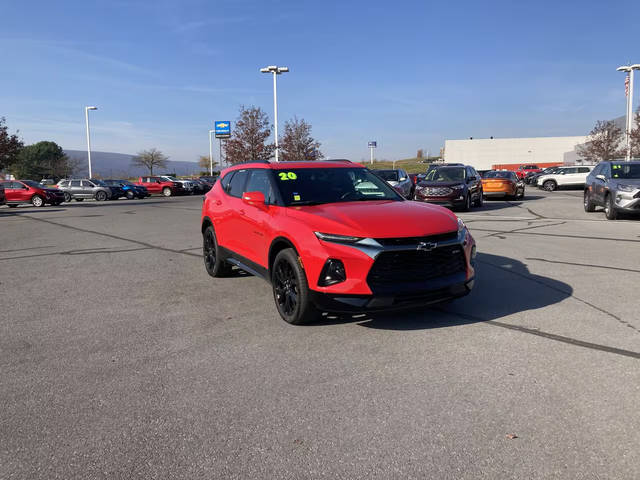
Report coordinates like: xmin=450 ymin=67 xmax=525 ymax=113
xmin=417 ymin=180 xmax=465 ymax=188
xmin=612 ymin=178 xmax=640 ymax=188
xmin=285 ymin=200 xmax=458 ymax=238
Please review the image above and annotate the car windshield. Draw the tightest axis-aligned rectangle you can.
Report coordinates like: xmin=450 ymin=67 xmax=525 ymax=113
xmin=423 ymin=167 xmax=465 ymax=182
xmin=375 ymin=170 xmax=399 ymax=181
xmin=611 ymin=163 xmax=640 ymax=179
xmin=274 ymin=167 xmax=402 ymax=206
xmin=483 ymin=171 xmax=513 ymax=179
xmin=22 ymin=180 xmax=47 ymax=188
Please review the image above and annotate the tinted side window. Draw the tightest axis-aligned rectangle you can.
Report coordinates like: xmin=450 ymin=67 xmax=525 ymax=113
xmin=578 ymin=167 xmax=591 ymax=173
xmin=228 ymin=170 xmax=249 ymax=198
xmin=71 ymin=180 xmax=81 ymax=187
xmin=220 ymin=171 xmax=235 ymax=193
xmin=245 ymin=169 xmax=276 ymax=204
xmin=82 ymin=180 xmax=94 ymax=187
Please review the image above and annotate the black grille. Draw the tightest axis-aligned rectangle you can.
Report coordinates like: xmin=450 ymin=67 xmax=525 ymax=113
xmin=375 ymin=231 xmax=457 ymax=246
xmin=367 ymin=245 xmax=466 ymax=290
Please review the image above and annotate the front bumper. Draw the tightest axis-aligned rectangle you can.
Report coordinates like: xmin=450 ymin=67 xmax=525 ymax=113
xmin=309 ymin=277 xmax=474 ymax=313
xmin=613 ymin=190 xmax=640 ymax=211
xmin=413 ymin=195 xmax=466 ymax=208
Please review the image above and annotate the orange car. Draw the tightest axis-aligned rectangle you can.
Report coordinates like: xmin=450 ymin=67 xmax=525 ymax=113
xmin=481 ymin=170 xmax=525 ymax=199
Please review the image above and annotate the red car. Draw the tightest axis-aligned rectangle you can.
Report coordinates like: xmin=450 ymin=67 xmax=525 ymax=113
xmin=0 ymin=180 xmax=65 ymax=207
xmin=515 ymin=164 xmax=542 ymax=179
xmin=201 ymin=160 xmax=476 ymax=324
xmin=134 ymin=176 xmax=183 ymax=196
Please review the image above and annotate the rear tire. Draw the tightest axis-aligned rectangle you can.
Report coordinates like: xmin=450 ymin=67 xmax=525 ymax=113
xmin=543 ymin=180 xmax=557 ymax=192
xmin=604 ymin=194 xmax=618 ymax=220
xmin=473 ymin=191 xmax=484 ymax=207
xmin=272 ymin=248 xmax=320 ymax=325
xmin=203 ymin=225 xmax=232 ymax=277
xmin=461 ymin=194 xmax=471 ymax=211
xmin=162 ymin=187 xmax=172 ymax=197
xmin=31 ymin=195 xmax=44 ymax=207
xmin=584 ymin=190 xmax=595 ymax=212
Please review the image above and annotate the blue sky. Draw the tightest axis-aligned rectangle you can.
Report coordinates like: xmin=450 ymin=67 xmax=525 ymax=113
xmin=1 ymin=0 xmax=639 ymax=163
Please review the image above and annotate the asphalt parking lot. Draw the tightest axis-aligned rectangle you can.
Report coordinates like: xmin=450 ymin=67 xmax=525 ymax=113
xmin=1 ymin=190 xmax=639 ymax=479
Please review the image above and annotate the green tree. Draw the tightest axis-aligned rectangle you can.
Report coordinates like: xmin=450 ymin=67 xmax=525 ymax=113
xmin=224 ymin=106 xmax=275 ymax=164
xmin=0 ymin=117 xmax=24 ymax=172
xmin=279 ymin=116 xmax=323 ymax=161
xmin=131 ymin=148 xmax=168 ymax=175
xmin=12 ymin=141 xmax=68 ymax=179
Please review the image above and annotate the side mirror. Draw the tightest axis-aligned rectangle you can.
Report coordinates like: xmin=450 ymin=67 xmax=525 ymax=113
xmin=467 ymin=176 xmax=477 ymax=182
xmin=156 ymin=180 xmax=161 ymax=184
xmin=596 ymin=174 xmax=605 ymax=181
xmin=242 ymin=191 xmax=266 ymax=208
xmin=399 ymin=177 xmax=407 ymax=181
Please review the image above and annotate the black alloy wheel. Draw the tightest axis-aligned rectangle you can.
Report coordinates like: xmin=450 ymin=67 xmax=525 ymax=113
xmin=604 ymin=194 xmax=618 ymax=220
xmin=203 ymin=225 xmax=231 ymax=277
xmin=462 ymin=193 xmax=471 ymax=211
xmin=474 ymin=190 xmax=484 ymax=207
xmin=583 ymin=190 xmax=595 ymax=212
xmin=271 ymin=248 xmax=320 ymax=325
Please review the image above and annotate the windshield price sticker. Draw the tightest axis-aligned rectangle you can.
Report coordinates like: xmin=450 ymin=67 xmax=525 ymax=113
xmin=293 ymin=194 xmax=301 ymax=201
xmin=278 ymin=172 xmax=298 ymax=181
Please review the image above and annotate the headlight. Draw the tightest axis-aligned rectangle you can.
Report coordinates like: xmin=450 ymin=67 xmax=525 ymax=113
xmin=452 ymin=184 xmax=465 ymax=190
xmin=457 ymin=218 xmax=467 ymax=234
xmin=314 ymin=232 xmax=364 ymax=243
xmin=617 ymin=184 xmax=636 ymax=192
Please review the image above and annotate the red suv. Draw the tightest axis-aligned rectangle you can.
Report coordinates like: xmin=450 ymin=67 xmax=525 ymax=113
xmin=134 ymin=176 xmax=183 ymax=196
xmin=201 ymin=161 xmax=476 ymax=324
xmin=0 ymin=180 xmax=65 ymax=207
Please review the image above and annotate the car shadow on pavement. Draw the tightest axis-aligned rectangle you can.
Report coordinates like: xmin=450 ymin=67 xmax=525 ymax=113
xmin=311 ymin=252 xmax=573 ymax=330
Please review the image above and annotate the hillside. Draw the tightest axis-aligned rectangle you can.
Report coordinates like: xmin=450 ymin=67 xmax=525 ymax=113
xmin=64 ymin=150 xmax=203 ymax=177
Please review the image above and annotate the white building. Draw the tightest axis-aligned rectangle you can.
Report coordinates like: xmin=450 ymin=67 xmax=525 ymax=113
xmin=443 ymin=136 xmax=589 ymax=170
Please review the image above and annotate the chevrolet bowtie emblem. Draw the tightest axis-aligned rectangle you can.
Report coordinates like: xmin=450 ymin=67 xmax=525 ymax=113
xmin=416 ymin=241 xmax=437 ymax=252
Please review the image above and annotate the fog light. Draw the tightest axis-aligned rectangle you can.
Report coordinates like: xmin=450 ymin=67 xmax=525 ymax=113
xmin=318 ymin=259 xmax=346 ymax=286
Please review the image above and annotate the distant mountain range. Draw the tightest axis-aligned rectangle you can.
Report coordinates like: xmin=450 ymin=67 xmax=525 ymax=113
xmin=64 ymin=150 xmax=205 ymax=178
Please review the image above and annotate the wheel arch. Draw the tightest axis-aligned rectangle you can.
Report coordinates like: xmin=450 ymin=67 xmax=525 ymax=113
xmin=268 ymin=236 xmax=299 ymax=274
xmin=201 ymin=215 xmax=213 ymax=234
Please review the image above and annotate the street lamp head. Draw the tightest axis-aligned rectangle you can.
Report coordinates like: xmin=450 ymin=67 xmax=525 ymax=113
xmin=260 ymin=67 xmax=270 ymax=73
xmin=86 ymin=106 xmax=98 ymax=110
xmin=631 ymin=64 xmax=640 ymax=70
xmin=617 ymin=66 xmax=632 ymax=72
xmin=277 ymin=67 xmax=289 ymax=73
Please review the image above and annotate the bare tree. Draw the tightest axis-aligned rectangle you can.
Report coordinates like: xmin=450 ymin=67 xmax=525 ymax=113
xmin=577 ymin=120 xmax=624 ymax=163
xmin=198 ymin=155 xmax=217 ymax=172
xmin=224 ymin=106 xmax=275 ymax=164
xmin=631 ymin=108 xmax=640 ymax=159
xmin=279 ymin=116 xmax=323 ymax=161
xmin=416 ymin=149 xmax=424 ymax=160
xmin=131 ymin=148 xmax=168 ymax=175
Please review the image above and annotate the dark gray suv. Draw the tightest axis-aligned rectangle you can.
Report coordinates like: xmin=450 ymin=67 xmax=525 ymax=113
xmin=584 ymin=161 xmax=640 ymax=220
xmin=57 ymin=179 xmax=113 ymax=202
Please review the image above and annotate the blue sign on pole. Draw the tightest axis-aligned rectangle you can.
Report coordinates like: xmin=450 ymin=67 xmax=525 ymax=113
xmin=214 ymin=121 xmax=231 ymax=138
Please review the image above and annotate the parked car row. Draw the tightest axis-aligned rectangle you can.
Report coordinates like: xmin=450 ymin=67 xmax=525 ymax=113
xmin=0 ymin=176 xmax=218 ymax=207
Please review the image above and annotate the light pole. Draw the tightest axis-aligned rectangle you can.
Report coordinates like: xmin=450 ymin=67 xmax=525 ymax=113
xmin=617 ymin=64 xmax=640 ymax=161
xmin=85 ymin=106 xmax=97 ymax=178
xmin=260 ymin=65 xmax=289 ymax=162
xmin=208 ymin=129 xmax=215 ymax=175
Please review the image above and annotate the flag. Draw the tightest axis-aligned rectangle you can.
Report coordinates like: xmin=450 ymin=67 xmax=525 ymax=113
xmin=625 ymin=74 xmax=630 ymax=97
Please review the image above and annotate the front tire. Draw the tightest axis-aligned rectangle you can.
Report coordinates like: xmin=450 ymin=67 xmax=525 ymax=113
xmin=543 ymin=180 xmax=557 ymax=192
xmin=63 ymin=192 xmax=72 ymax=202
xmin=461 ymin=193 xmax=471 ymax=211
xmin=203 ymin=225 xmax=232 ymax=277
xmin=272 ymin=248 xmax=320 ymax=325
xmin=584 ymin=190 xmax=595 ymax=212
xmin=162 ymin=187 xmax=172 ymax=197
xmin=126 ymin=190 xmax=135 ymax=200
xmin=604 ymin=194 xmax=618 ymax=220
xmin=95 ymin=191 xmax=107 ymax=201
xmin=31 ymin=195 xmax=44 ymax=207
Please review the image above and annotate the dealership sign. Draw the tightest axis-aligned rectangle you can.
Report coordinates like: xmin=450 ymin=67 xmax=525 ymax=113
xmin=215 ymin=121 xmax=231 ymax=138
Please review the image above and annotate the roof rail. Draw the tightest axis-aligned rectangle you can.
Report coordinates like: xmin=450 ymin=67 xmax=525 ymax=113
xmin=325 ymin=159 xmax=352 ymax=163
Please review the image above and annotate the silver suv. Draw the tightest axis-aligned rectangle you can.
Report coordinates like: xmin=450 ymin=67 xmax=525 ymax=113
xmin=584 ymin=161 xmax=640 ymax=220
xmin=57 ymin=179 xmax=113 ymax=202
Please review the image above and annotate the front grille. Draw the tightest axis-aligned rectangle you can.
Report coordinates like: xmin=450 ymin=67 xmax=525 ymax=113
xmin=367 ymin=245 xmax=466 ymax=290
xmin=420 ymin=186 xmax=452 ymax=196
xmin=375 ymin=231 xmax=457 ymax=246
